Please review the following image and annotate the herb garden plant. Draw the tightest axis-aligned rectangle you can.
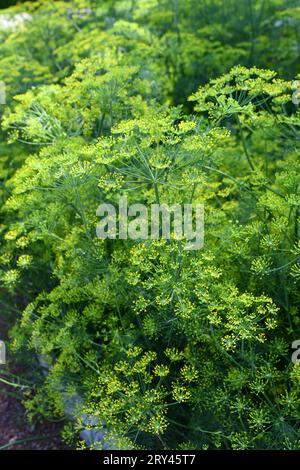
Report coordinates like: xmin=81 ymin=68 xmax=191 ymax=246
xmin=0 ymin=0 xmax=300 ymax=450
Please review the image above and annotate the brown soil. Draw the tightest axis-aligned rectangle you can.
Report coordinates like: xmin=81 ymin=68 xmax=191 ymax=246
xmin=0 ymin=314 xmax=69 ymax=450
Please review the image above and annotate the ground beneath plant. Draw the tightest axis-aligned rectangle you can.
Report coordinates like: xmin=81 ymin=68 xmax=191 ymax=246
xmin=0 ymin=313 xmax=69 ymax=450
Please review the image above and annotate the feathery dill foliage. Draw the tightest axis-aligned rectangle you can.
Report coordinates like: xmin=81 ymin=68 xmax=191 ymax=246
xmin=0 ymin=0 xmax=300 ymax=450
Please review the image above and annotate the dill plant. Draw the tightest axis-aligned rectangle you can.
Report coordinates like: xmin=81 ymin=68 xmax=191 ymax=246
xmin=0 ymin=0 xmax=300 ymax=451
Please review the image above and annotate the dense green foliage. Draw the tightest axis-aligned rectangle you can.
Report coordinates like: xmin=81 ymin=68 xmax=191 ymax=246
xmin=0 ymin=0 xmax=300 ymax=450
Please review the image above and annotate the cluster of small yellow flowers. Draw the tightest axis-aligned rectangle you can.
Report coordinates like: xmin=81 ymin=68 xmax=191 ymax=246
xmin=16 ymin=254 xmax=33 ymax=269
xmin=4 ymin=229 xmax=18 ymax=240
xmin=172 ymin=384 xmax=192 ymax=403
xmin=15 ymin=236 xmax=30 ymax=248
xmin=180 ymin=365 xmax=199 ymax=382
xmin=154 ymin=364 xmax=170 ymax=377
xmin=1 ymin=269 xmax=20 ymax=288
xmin=164 ymin=347 xmax=185 ymax=362
xmin=147 ymin=414 xmax=169 ymax=435
xmin=0 ymin=252 xmax=12 ymax=265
